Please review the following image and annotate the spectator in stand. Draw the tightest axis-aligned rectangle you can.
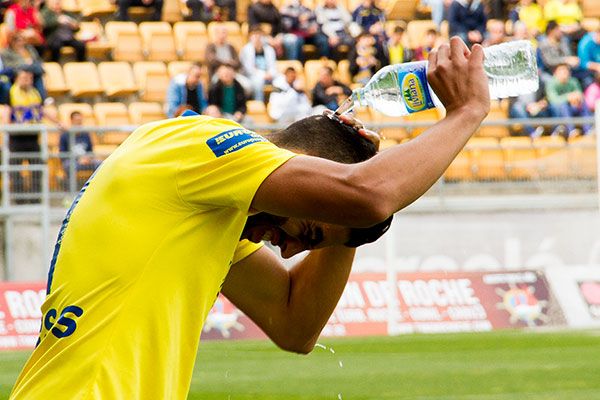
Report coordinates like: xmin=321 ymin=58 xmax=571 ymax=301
xmin=268 ymin=66 xmax=312 ymax=123
xmin=349 ymin=31 xmax=387 ymax=85
xmin=1 ymin=32 xmax=47 ymax=99
xmin=388 ymin=25 xmax=412 ymax=64
xmin=512 ymin=20 xmax=537 ymax=48
xmin=6 ymin=68 xmax=62 ymax=203
xmin=165 ymin=62 xmax=208 ymax=118
xmin=207 ymin=63 xmax=248 ymax=123
xmin=5 ymin=0 xmax=45 ymax=51
xmin=315 ymin=0 xmax=354 ymax=62
xmin=537 ymin=20 xmax=580 ymax=83
xmin=447 ymin=0 xmax=487 ymax=47
xmin=413 ymin=28 xmax=439 ymax=61
xmin=280 ymin=0 xmax=330 ymax=61
xmin=509 ymin=81 xmax=556 ymax=138
xmin=117 ymin=0 xmax=164 ymax=22
xmin=545 ymin=64 xmax=593 ymax=137
xmin=351 ymin=0 xmax=385 ymax=38
xmin=311 ymin=65 xmax=351 ymax=112
xmin=240 ymin=26 xmax=279 ymax=102
xmin=420 ymin=0 xmax=445 ymax=28
xmin=205 ymin=23 xmax=241 ymax=78
xmin=40 ymin=0 xmax=86 ymax=62
xmin=584 ymin=73 xmax=600 ymax=112
xmin=247 ymin=0 xmax=292 ymax=59
xmin=508 ymin=0 xmax=545 ymax=37
xmin=577 ymin=27 xmax=600 ymax=89
xmin=482 ymin=19 xmax=507 ymax=47
xmin=59 ymin=110 xmax=101 ymax=186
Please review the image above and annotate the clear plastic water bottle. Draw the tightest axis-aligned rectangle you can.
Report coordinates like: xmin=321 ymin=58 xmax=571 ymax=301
xmin=335 ymin=40 xmax=539 ymax=117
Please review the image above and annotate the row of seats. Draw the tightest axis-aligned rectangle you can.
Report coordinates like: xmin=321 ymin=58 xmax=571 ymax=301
xmin=443 ymin=135 xmax=597 ymax=181
xmin=43 ymin=58 xmax=358 ymax=102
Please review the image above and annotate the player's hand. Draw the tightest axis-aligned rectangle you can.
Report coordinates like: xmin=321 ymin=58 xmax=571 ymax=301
xmin=323 ymin=109 xmax=381 ymax=149
xmin=426 ymin=36 xmax=490 ymax=121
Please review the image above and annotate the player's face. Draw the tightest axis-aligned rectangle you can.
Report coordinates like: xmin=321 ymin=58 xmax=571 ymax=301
xmin=242 ymin=213 xmax=351 ymax=258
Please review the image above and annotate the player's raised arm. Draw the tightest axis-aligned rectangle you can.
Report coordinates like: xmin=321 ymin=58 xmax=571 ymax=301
xmin=252 ymin=38 xmax=490 ymax=227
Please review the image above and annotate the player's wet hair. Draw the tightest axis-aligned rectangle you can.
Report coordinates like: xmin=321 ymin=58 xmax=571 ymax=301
xmin=267 ymin=114 xmax=378 ymax=164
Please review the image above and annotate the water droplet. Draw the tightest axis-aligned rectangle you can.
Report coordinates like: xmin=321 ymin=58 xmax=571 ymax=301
xmin=329 ymin=348 xmax=335 ymax=354
xmin=315 ymin=343 xmax=327 ymax=350
xmin=338 ymin=360 xmax=343 ymax=368
xmin=338 ymin=394 xmax=342 ymax=400
xmin=225 ymin=371 xmax=229 ymax=378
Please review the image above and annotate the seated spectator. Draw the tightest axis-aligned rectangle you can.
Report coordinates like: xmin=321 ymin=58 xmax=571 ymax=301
xmin=508 ymin=0 xmax=545 ymax=37
xmin=420 ymin=0 xmax=445 ymax=28
xmin=413 ymin=28 xmax=439 ymax=61
xmin=351 ymin=0 xmax=385 ymax=38
xmin=545 ymin=64 xmax=593 ymax=137
xmin=59 ymin=111 xmax=101 ymax=186
xmin=280 ymin=0 xmax=329 ymax=61
xmin=248 ymin=0 xmax=299 ymax=59
xmin=207 ymin=64 xmax=247 ymax=123
xmin=118 ymin=0 xmax=163 ymax=21
xmin=512 ymin=20 xmax=537 ymax=48
xmin=447 ymin=0 xmax=487 ymax=47
xmin=240 ymin=26 xmax=279 ymax=102
xmin=205 ymin=23 xmax=241 ymax=78
xmin=6 ymin=68 xmax=62 ymax=203
xmin=5 ymin=0 xmax=45 ymax=51
xmin=165 ymin=62 xmax=208 ymax=118
xmin=1 ymin=32 xmax=47 ymax=99
xmin=40 ymin=0 xmax=86 ymax=62
xmin=509 ymin=82 xmax=556 ymax=138
xmin=315 ymin=0 xmax=354 ymax=62
xmin=311 ymin=65 xmax=351 ymax=112
xmin=537 ymin=20 xmax=580 ymax=83
xmin=268 ymin=66 xmax=312 ymax=122
xmin=483 ymin=19 xmax=507 ymax=47
xmin=348 ymin=31 xmax=387 ymax=85
xmin=388 ymin=25 xmax=412 ymax=64
xmin=577 ymin=27 xmax=600 ymax=89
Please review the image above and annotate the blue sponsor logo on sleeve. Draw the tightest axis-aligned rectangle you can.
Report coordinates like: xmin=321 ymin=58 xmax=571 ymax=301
xmin=207 ymin=128 xmax=269 ymax=157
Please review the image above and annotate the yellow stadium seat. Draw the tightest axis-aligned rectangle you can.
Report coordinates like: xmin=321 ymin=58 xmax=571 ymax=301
xmin=168 ymin=61 xmax=193 ymax=78
xmin=533 ymin=135 xmax=569 ymax=178
xmin=353 ymin=106 xmax=372 ymax=124
xmin=276 ymin=60 xmax=304 ymax=75
xmin=385 ymin=0 xmax=420 ymax=20
xmin=406 ymin=19 xmax=437 ymax=49
xmin=129 ymin=102 xmax=166 ymax=125
xmin=468 ymin=137 xmax=505 ymax=180
xmin=304 ymin=59 xmax=338 ymax=93
xmin=139 ymin=21 xmax=178 ymax=62
xmin=336 ymin=60 xmax=352 ymax=86
xmin=173 ymin=22 xmax=208 ymax=61
xmin=93 ymin=102 xmax=132 ymax=146
xmin=105 ymin=21 xmax=144 ymax=62
xmin=500 ymin=136 xmax=538 ymax=180
xmin=246 ymin=100 xmax=273 ymax=133
xmin=133 ymin=61 xmax=170 ymax=102
xmin=371 ymin=110 xmax=408 ymax=141
xmin=98 ymin=61 xmax=139 ymax=98
xmin=43 ymin=62 xmax=69 ymax=98
xmin=63 ymin=62 xmax=104 ymax=98
xmin=62 ymin=0 xmax=80 ymax=13
xmin=402 ymin=107 xmax=441 ymax=138
xmin=478 ymin=99 xmax=510 ymax=138
xmin=58 ymin=103 xmax=96 ymax=128
xmin=80 ymin=0 xmax=117 ymax=18
xmin=568 ymin=135 xmax=597 ymax=178
xmin=163 ymin=0 xmax=184 ymax=22
xmin=583 ymin=0 xmax=600 ymax=18
xmin=445 ymin=147 xmax=472 ymax=181
xmin=76 ymin=21 xmax=112 ymax=60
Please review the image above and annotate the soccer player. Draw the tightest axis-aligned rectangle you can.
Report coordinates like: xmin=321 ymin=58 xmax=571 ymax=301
xmin=10 ymin=37 xmax=490 ymax=399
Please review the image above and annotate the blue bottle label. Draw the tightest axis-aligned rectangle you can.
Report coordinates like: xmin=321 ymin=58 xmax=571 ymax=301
xmin=397 ymin=63 xmax=435 ymax=114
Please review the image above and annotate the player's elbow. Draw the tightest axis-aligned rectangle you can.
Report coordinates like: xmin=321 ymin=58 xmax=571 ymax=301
xmin=275 ymin=336 xmax=315 ymax=355
xmin=346 ymin=177 xmax=395 ymax=227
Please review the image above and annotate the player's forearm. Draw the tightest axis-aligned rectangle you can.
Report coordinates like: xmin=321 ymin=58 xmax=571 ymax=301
xmin=353 ymin=106 xmax=486 ymax=217
xmin=281 ymin=246 xmax=355 ymax=353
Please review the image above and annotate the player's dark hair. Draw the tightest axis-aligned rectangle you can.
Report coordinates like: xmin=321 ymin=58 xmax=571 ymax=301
xmin=267 ymin=114 xmax=378 ymax=164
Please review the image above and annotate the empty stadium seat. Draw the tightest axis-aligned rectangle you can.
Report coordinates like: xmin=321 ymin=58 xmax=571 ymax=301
xmin=163 ymin=0 xmax=184 ymax=22
xmin=63 ymin=62 xmax=104 ymax=98
xmin=105 ymin=21 xmax=144 ymax=62
xmin=129 ymin=102 xmax=166 ymax=125
xmin=407 ymin=19 xmax=437 ymax=49
xmin=133 ymin=61 xmax=170 ymax=102
xmin=168 ymin=61 xmax=193 ymax=78
xmin=478 ymin=99 xmax=510 ymax=138
xmin=93 ymin=102 xmax=132 ymax=145
xmin=43 ymin=62 xmax=69 ymax=98
xmin=98 ymin=61 xmax=139 ymax=98
xmin=583 ymin=0 xmax=600 ymax=18
xmin=403 ymin=108 xmax=441 ymax=138
xmin=533 ymin=136 xmax=569 ymax=178
xmin=76 ymin=21 xmax=112 ymax=60
xmin=500 ymin=136 xmax=538 ymax=179
xmin=139 ymin=21 xmax=178 ymax=62
xmin=385 ymin=0 xmax=419 ymax=20
xmin=336 ymin=60 xmax=352 ymax=86
xmin=445 ymin=146 xmax=472 ymax=181
xmin=80 ymin=0 xmax=117 ymax=18
xmin=468 ymin=137 xmax=506 ymax=180
xmin=246 ymin=100 xmax=273 ymax=132
xmin=371 ymin=110 xmax=408 ymax=141
xmin=173 ymin=22 xmax=208 ymax=61
xmin=568 ymin=135 xmax=597 ymax=178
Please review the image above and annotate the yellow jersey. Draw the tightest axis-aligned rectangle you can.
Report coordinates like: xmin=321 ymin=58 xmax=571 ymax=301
xmin=10 ymin=114 xmax=295 ymax=399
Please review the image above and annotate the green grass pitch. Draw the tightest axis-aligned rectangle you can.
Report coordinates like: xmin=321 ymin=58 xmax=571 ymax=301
xmin=1 ymin=330 xmax=600 ymax=399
